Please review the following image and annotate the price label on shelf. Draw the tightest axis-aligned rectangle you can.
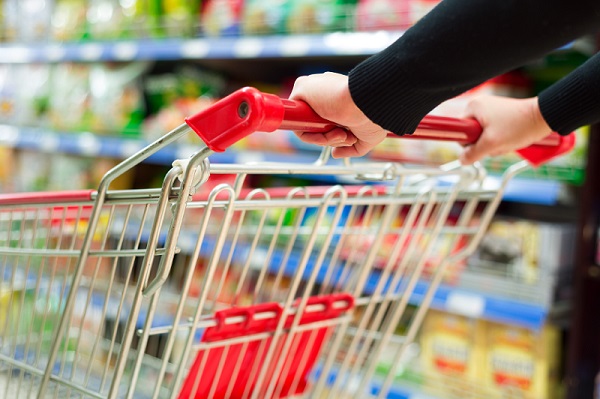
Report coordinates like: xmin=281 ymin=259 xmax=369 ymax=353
xmin=4 ymin=46 xmax=34 ymax=63
xmin=324 ymin=31 xmax=399 ymax=55
xmin=235 ymin=152 xmax=265 ymax=163
xmin=39 ymin=133 xmax=59 ymax=152
xmin=180 ymin=40 xmax=211 ymax=59
xmin=78 ymin=133 xmax=101 ymax=156
xmin=280 ymin=37 xmax=311 ymax=57
xmin=233 ymin=38 xmax=264 ymax=58
xmin=113 ymin=42 xmax=139 ymax=61
xmin=79 ymin=44 xmax=104 ymax=61
xmin=445 ymin=291 xmax=485 ymax=318
xmin=120 ymin=140 xmax=143 ymax=158
xmin=45 ymin=45 xmax=67 ymax=62
xmin=0 ymin=125 xmax=20 ymax=145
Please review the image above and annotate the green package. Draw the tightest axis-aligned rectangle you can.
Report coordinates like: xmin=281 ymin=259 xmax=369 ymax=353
xmin=242 ymin=0 xmax=292 ymax=35
xmin=52 ymin=0 xmax=88 ymax=41
xmin=287 ymin=0 xmax=356 ymax=34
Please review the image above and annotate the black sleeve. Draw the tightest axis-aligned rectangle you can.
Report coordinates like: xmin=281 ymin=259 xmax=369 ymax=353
xmin=348 ymin=0 xmax=600 ymax=135
xmin=538 ymin=53 xmax=600 ymax=135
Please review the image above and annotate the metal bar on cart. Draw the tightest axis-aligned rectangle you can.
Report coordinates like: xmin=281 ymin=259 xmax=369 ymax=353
xmin=37 ymin=123 xmax=197 ymax=398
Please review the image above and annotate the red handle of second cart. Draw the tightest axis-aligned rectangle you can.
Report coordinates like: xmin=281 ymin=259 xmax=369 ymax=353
xmin=185 ymin=87 xmax=575 ymax=166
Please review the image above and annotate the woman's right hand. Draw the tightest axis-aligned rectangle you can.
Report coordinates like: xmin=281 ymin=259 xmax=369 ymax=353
xmin=289 ymin=72 xmax=389 ymax=158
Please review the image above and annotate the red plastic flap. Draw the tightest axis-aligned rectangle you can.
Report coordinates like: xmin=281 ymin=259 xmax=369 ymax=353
xmin=287 ymin=293 xmax=354 ymax=326
xmin=516 ymin=132 xmax=576 ymax=167
xmin=178 ymin=294 xmax=354 ymax=399
xmin=202 ymin=303 xmax=283 ymax=342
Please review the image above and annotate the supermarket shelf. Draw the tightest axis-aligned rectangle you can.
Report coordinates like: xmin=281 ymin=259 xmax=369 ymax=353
xmin=495 ymin=176 xmax=564 ymax=206
xmin=109 ymin=213 xmax=548 ymax=331
xmin=0 ymin=34 xmax=590 ymax=64
xmin=177 ymin=232 xmax=547 ymax=331
xmin=0 ymin=124 xmax=319 ymax=165
xmin=0 ymin=32 xmax=403 ymax=63
xmin=313 ymin=367 xmax=437 ymax=399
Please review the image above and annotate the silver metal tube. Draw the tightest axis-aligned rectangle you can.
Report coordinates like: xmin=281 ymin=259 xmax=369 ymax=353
xmin=37 ymin=124 xmax=194 ymax=398
xmin=108 ymin=167 xmax=182 ymax=398
xmin=167 ymin=185 xmax=238 ymax=399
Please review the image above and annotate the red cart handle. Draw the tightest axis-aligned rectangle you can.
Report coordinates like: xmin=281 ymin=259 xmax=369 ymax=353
xmin=185 ymin=86 xmax=575 ymax=166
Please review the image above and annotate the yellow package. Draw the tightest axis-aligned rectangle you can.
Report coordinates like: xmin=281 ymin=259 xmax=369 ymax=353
xmin=0 ymin=288 xmax=21 ymax=336
xmin=419 ymin=309 xmax=485 ymax=396
xmin=482 ymin=321 xmax=561 ymax=399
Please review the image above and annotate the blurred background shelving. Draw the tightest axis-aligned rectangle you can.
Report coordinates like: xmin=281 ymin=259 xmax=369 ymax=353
xmin=0 ymin=0 xmax=598 ymax=398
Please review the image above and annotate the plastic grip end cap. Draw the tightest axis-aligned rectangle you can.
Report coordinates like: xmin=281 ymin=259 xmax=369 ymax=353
xmin=186 ymin=87 xmax=285 ymax=152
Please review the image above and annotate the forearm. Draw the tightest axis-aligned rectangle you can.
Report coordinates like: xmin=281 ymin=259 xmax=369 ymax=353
xmin=349 ymin=0 xmax=600 ymax=135
xmin=538 ymin=53 xmax=600 ymax=134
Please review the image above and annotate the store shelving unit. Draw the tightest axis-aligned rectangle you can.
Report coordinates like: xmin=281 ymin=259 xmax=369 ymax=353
xmin=0 ymin=31 xmax=403 ymax=62
xmin=175 ymin=229 xmax=549 ymax=331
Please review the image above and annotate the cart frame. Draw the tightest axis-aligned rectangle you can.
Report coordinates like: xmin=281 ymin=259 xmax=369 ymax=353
xmin=0 ymin=87 xmax=574 ymax=399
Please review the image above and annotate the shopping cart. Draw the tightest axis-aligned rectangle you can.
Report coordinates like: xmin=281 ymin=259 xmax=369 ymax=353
xmin=0 ymin=87 xmax=574 ymax=399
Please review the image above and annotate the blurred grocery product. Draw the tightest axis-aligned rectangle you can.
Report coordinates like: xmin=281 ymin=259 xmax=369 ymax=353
xmin=52 ymin=0 xmax=87 ymax=41
xmin=14 ymin=64 xmax=52 ymax=126
xmin=355 ymin=0 xmax=410 ymax=31
xmin=0 ymin=0 xmax=452 ymax=42
xmin=419 ymin=309 xmax=486 ymax=397
xmin=417 ymin=309 xmax=563 ymax=399
xmin=470 ymin=217 xmax=575 ymax=286
xmin=1 ymin=0 xmax=53 ymax=42
xmin=408 ymin=0 xmax=440 ymax=25
xmin=88 ymin=62 xmax=150 ymax=136
xmin=19 ymin=0 xmax=54 ymax=41
xmin=242 ymin=0 xmax=291 ymax=35
xmin=201 ymin=0 xmax=244 ymax=36
xmin=15 ymin=150 xmax=51 ymax=192
xmin=286 ymin=0 xmax=356 ymax=34
xmin=87 ymin=0 xmax=126 ymax=40
xmin=0 ymin=62 xmax=229 ymax=139
xmin=481 ymin=321 xmax=561 ymax=399
xmin=0 ymin=146 xmax=16 ymax=192
xmin=47 ymin=63 xmax=91 ymax=131
xmin=161 ymin=0 xmax=200 ymax=37
xmin=142 ymin=65 xmax=225 ymax=140
xmin=120 ymin=0 xmax=150 ymax=38
xmin=0 ymin=64 xmax=17 ymax=123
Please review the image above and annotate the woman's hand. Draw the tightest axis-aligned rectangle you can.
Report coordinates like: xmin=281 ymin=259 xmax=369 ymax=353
xmin=289 ymin=72 xmax=389 ymax=158
xmin=460 ymin=95 xmax=553 ymax=164
xmin=290 ymin=74 xmax=554 ymax=163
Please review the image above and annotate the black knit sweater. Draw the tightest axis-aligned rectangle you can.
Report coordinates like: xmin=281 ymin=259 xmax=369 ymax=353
xmin=348 ymin=0 xmax=600 ymax=136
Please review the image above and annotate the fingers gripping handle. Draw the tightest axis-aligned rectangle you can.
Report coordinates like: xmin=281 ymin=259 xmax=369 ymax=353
xmin=400 ymin=114 xmax=575 ymax=166
xmin=185 ymin=87 xmax=574 ymax=165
